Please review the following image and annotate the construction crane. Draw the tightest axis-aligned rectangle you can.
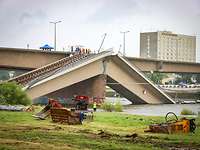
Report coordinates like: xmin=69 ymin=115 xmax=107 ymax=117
xmin=98 ymin=33 xmax=107 ymax=53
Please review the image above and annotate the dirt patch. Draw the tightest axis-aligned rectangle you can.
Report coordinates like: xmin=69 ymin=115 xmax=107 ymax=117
xmin=137 ymin=136 xmax=200 ymax=150
xmin=0 ymin=124 xmax=80 ymax=133
xmin=83 ymin=129 xmax=200 ymax=150
xmin=159 ymin=144 xmax=200 ymax=150
xmin=54 ymin=126 xmax=64 ymax=130
xmin=0 ymin=138 xmax=73 ymax=150
xmin=97 ymin=129 xmax=138 ymax=141
xmin=0 ymin=125 xmax=57 ymax=132
xmin=124 ymin=133 xmax=138 ymax=139
xmin=81 ymin=129 xmax=138 ymax=141
xmin=78 ymin=129 xmax=91 ymax=134
xmin=97 ymin=129 xmax=120 ymax=138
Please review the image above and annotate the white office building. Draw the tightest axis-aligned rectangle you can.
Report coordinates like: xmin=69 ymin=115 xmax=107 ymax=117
xmin=140 ymin=31 xmax=196 ymax=62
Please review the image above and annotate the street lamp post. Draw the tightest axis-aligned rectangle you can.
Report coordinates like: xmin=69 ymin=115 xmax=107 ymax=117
xmin=50 ymin=21 xmax=61 ymax=51
xmin=120 ymin=31 xmax=130 ymax=56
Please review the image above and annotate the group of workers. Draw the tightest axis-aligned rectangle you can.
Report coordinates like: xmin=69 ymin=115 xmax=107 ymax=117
xmin=71 ymin=46 xmax=91 ymax=54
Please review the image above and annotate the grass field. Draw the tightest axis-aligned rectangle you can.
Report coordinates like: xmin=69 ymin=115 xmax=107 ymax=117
xmin=0 ymin=109 xmax=199 ymax=150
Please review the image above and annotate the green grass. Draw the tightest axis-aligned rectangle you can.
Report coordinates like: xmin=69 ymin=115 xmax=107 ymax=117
xmin=0 ymin=110 xmax=199 ymax=150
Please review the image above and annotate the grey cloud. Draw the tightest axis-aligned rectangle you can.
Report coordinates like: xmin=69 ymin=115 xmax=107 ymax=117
xmin=19 ymin=12 xmax=32 ymax=24
xmin=19 ymin=10 xmax=48 ymax=25
xmin=0 ymin=0 xmax=5 ymax=4
xmin=88 ymin=0 xmax=141 ymax=23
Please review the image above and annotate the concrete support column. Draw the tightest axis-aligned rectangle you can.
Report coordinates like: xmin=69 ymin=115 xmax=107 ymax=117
xmin=44 ymin=74 xmax=107 ymax=103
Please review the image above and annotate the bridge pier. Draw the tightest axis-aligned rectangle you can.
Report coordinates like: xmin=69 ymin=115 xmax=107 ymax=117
xmin=43 ymin=74 xmax=107 ymax=103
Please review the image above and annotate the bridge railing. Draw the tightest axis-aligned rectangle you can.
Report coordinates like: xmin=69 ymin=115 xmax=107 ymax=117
xmin=158 ymin=84 xmax=200 ymax=89
xmin=8 ymin=53 xmax=90 ymax=86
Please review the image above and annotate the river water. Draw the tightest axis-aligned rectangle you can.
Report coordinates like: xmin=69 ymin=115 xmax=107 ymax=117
xmin=105 ymin=97 xmax=200 ymax=116
xmin=123 ymin=104 xmax=200 ymax=116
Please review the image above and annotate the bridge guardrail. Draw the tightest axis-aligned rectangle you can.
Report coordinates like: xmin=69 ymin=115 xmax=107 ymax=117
xmin=158 ymin=84 xmax=200 ymax=89
xmin=8 ymin=53 xmax=90 ymax=86
xmin=8 ymin=50 xmax=112 ymax=88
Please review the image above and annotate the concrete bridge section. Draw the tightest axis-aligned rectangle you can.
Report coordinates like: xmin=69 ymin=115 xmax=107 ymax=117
xmin=127 ymin=57 xmax=200 ymax=73
xmin=8 ymin=51 xmax=174 ymax=104
xmin=157 ymin=85 xmax=200 ymax=100
xmin=1 ymin=47 xmax=200 ymax=73
xmin=0 ymin=47 xmax=70 ymax=69
xmin=104 ymin=55 xmax=174 ymax=104
xmin=163 ymin=89 xmax=200 ymax=101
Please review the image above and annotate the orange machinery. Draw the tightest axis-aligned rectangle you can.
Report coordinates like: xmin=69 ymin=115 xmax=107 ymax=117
xmin=32 ymin=98 xmax=63 ymax=119
xmin=33 ymin=97 xmax=93 ymax=124
xmin=145 ymin=112 xmax=196 ymax=134
xmin=73 ymin=95 xmax=89 ymax=110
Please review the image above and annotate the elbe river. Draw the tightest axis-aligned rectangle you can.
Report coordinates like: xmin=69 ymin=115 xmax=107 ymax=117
xmin=105 ymin=97 xmax=200 ymax=116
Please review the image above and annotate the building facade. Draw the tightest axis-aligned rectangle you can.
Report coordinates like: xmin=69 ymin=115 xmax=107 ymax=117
xmin=140 ymin=31 xmax=196 ymax=62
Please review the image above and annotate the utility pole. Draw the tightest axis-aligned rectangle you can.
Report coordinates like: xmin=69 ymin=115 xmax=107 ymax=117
xmin=120 ymin=31 xmax=130 ymax=56
xmin=50 ymin=21 xmax=62 ymax=51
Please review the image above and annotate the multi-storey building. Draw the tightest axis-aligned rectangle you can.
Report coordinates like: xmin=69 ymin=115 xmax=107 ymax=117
xmin=140 ymin=31 xmax=196 ymax=62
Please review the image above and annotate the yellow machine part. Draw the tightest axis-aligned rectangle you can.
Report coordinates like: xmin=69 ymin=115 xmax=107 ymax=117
xmin=169 ymin=119 xmax=190 ymax=133
xmin=146 ymin=112 xmax=196 ymax=134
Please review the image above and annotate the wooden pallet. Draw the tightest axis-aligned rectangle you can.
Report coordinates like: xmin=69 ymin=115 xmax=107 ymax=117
xmin=50 ymin=108 xmax=81 ymax=125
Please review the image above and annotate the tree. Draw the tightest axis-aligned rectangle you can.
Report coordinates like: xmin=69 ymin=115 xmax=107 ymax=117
xmin=174 ymin=73 xmax=193 ymax=84
xmin=146 ymin=72 xmax=167 ymax=84
xmin=194 ymin=74 xmax=200 ymax=84
xmin=0 ymin=82 xmax=31 ymax=105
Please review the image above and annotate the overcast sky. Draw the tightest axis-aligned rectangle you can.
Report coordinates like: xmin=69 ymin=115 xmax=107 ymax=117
xmin=0 ymin=0 xmax=200 ymax=60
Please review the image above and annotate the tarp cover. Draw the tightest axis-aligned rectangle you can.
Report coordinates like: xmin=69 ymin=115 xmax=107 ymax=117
xmin=40 ymin=44 xmax=54 ymax=49
xmin=0 ymin=105 xmax=25 ymax=111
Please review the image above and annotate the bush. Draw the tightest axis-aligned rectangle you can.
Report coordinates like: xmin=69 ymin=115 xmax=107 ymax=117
xmin=101 ymin=100 xmax=123 ymax=112
xmin=101 ymin=102 xmax=114 ymax=112
xmin=181 ymin=108 xmax=196 ymax=115
xmin=114 ymin=100 xmax=123 ymax=112
xmin=0 ymin=82 xmax=31 ymax=106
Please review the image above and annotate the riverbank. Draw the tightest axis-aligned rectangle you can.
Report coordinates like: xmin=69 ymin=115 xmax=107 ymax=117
xmin=0 ymin=110 xmax=200 ymax=150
